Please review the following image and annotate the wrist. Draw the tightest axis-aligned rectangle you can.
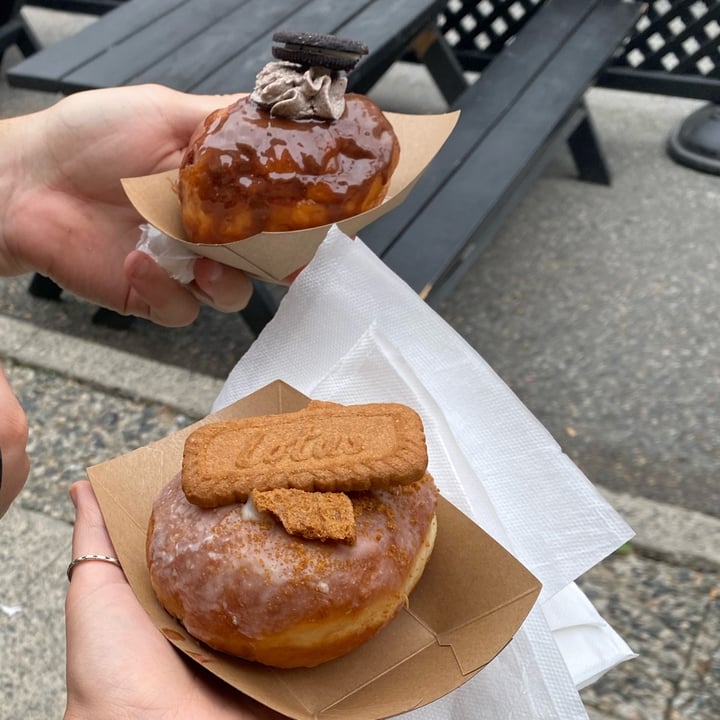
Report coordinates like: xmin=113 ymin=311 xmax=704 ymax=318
xmin=64 ymin=701 xmax=128 ymax=720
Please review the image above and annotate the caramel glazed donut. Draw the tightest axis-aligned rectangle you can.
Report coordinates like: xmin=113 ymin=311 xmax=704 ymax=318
xmin=178 ymin=94 xmax=400 ymax=244
xmin=146 ymin=472 xmax=438 ymax=668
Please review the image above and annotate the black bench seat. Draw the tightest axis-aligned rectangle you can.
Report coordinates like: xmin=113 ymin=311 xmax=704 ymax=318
xmin=359 ymin=0 xmax=642 ymax=305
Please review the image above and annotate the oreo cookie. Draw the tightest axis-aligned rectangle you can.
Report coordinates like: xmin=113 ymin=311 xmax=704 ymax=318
xmin=271 ymin=31 xmax=368 ymax=72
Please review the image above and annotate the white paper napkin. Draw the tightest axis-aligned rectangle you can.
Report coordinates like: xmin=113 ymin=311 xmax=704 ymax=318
xmin=213 ymin=226 xmax=636 ymax=718
xmin=543 ymin=582 xmax=637 ymax=690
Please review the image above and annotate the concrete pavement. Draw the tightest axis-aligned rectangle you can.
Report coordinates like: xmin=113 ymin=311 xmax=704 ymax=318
xmin=0 ymin=6 xmax=718 ymax=720
xmin=1 ymin=311 xmax=718 ymax=720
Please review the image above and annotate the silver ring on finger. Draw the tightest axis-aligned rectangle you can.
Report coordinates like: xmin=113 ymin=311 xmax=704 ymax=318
xmin=67 ymin=554 xmax=122 ymax=582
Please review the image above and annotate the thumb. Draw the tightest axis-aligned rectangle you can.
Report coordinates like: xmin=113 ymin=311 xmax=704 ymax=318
xmin=164 ymin=88 xmax=245 ymax=139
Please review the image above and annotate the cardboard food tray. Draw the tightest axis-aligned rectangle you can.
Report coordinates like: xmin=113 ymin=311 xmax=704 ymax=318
xmin=87 ymin=381 xmax=541 ymax=720
xmin=121 ymin=108 xmax=460 ymax=283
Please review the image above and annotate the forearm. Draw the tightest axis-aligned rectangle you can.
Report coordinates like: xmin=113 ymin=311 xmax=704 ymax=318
xmin=0 ymin=116 xmax=21 ymax=273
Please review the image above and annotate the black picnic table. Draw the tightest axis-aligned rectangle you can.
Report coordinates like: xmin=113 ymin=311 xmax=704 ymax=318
xmin=6 ymin=0 xmax=462 ymax=100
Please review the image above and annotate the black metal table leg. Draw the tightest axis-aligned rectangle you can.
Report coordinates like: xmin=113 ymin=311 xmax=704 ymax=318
xmin=240 ymin=281 xmax=278 ymax=337
xmin=91 ymin=307 xmax=135 ymax=329
xmin=0 ymin=1 xmax=41 ymax=63
xmin=28 ymin=273 xmax=63 ymax=300
xmin=566 ymin=101 xmax=612 ymax=185
xmin=28 ymin=272 xmax=134 ymax=329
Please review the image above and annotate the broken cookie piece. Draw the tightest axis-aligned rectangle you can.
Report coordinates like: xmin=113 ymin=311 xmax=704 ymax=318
xmin=252 ymin=487 xmax=356 ymax=544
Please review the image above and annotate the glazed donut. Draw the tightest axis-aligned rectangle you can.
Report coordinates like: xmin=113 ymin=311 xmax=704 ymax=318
xmin=146 ymin=472 xmax=438 ymax=668
xmin=177 ymin=92 xmax=400 ymax=245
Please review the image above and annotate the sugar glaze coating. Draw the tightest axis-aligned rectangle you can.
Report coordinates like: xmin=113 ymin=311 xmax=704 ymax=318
xmin=146 ymin=472 xmax=437 ymax=667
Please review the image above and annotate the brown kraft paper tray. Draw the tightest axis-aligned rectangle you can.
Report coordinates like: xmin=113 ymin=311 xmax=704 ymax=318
xmin=86 ymin=380 xmax=541 ymax=720
xmin=121 ymin=108 xmax=460 ymax=283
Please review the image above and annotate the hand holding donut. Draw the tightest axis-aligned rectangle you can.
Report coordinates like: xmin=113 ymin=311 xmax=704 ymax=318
xmin=0 ymin=85 xmax=253 ymax=327
xmin=65 ymin=480 xmax=286 ymax=720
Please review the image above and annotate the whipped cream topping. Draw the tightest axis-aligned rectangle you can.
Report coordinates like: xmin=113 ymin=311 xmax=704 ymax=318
xmin=240 ymin=494 xmax=263 ymax=522
xmin=250 ymin=60 xmax=347 ymax=120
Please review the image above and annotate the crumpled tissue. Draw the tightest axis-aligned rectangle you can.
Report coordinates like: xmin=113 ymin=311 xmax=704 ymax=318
xmin=136 ymin=223 xmax=197 ymax=284
xmin=213 ymin=225 xmax=636 ymax=719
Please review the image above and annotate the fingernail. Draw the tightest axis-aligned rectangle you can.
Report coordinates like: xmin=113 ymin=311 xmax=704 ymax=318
xmin=131 ymin=252 xmax=152 ymax=280
xmin=206 ymin=262 xmax=223 ymax=285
